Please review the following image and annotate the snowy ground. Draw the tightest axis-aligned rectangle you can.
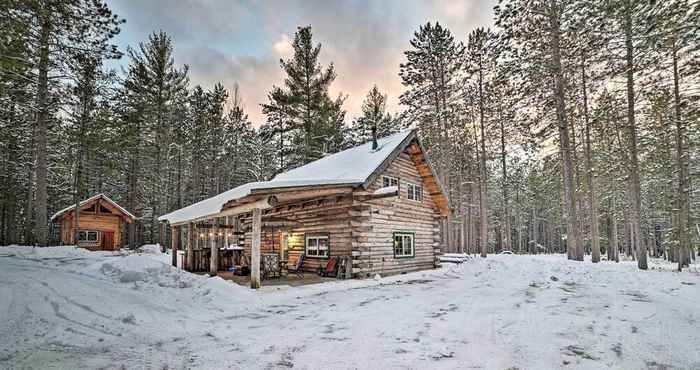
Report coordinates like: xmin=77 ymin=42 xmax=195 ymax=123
xmin=1 ymin=246 xmax=699 ymax=370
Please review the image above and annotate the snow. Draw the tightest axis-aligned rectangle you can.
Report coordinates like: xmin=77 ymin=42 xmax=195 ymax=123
xmin=374 ymin=185 xmax=399 ymax=195
xmin=158 ymin=130 xmax=414 ymax=225
xmin=272 ymin=130 xmax=413 ymax=183
xmin=2 ymin=245 xmax=699 ymax=369
xmin=50 ymin=193 xmax=135 ymax=221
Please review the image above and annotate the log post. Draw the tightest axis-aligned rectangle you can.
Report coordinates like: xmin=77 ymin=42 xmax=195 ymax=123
xmin=224 ymin=216 xmax=229 ymax=248
xmin=210 ymin=225 xmax=218 ymax=276
xmin=187 ymin=222 xmax=195 ymax=272
xmin=251 ymin=208 xmax=261 ymax=289
xmin=171 ymin=225 xmax=178 ymax=267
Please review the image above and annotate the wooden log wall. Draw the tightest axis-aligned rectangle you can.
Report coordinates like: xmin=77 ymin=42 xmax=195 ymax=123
xmin=354 ymin=150 xmax=442 ymax=278
xmin=238 ymin=194 xmax=356 ymax=273
xmin=60 ymin=213 xmax=124 ymax=250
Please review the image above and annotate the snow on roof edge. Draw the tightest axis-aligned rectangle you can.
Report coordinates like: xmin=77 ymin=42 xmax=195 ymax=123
xmin=51 ymin=194 xmax=136 ymax=221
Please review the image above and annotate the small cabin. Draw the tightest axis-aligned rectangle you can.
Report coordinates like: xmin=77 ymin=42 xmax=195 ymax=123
xmin=51 ymin=194 xmax=136 ymax=251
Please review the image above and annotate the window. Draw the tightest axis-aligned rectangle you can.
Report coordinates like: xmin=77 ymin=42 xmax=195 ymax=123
xmin=77 ymin=230 xmax=98 ymax=243
xmin=305 ymin=233 xmax=329 ymax=258
xmin=382 ymin=175 xmax=399 ymax=188
xmin=393 ymin=232 xmax=415 ymax=258
xmin=87 ymin=231 xmax=98 ymax=241
xmin=407 ymin=183 xmax=423 ymax=201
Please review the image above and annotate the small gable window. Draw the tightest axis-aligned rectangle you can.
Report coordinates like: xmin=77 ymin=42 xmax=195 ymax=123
xmin=305 ymin=233 xmax=330 ymax=259
xmin=393 ymin=232 xmax=415 ymax=258
xmin=382 ymin=175 xmax=398 ymax=188
xmin=407 ymin=183 xmax=423 ymax=201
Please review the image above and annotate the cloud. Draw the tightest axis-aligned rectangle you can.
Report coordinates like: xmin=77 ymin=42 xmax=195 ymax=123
xmin=272 ymin=34 xmax=293 ymax=57
xmin=106 ymin=0 xmax=497 ymax=127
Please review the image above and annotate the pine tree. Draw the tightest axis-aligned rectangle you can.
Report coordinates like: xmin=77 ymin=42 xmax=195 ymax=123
xmin=495 ymin=0 xmax=583 ymax=260
xmin=3 ymin=0 xmax=123 ymax=246
xmin=352 ymin=85 xmax=397 ymax=144
xmin=262 ymin=26 xmax=347 ymax=170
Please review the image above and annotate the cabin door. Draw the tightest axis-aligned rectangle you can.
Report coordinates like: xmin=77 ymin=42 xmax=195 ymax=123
xmin=102 ymin=231 xmax=115 ymax=250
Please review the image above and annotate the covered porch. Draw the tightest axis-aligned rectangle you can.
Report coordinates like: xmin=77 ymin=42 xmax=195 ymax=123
xmin=159 ymin=183 xmax=362 ymax=289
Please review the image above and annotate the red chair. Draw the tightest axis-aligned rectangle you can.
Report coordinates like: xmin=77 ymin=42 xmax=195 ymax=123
xmin=319 ymin=257 xmax=338 ymax=277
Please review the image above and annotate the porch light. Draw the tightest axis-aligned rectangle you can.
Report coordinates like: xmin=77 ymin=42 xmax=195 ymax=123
xmin=200 ymin=233 xmax=204 ymax=238
xmin=209 ymin=232 xmax=214 ymax=237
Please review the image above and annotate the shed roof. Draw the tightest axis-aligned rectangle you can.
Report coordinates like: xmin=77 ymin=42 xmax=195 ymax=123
xmin=51 ymin=194 xmax=136 ymax=221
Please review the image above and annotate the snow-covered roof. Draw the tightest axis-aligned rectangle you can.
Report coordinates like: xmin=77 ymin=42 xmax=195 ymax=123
xmin=51 ymin=193 xmax=136 ymax=221
xmin=158 ymin=130 xmax=415 ymax=225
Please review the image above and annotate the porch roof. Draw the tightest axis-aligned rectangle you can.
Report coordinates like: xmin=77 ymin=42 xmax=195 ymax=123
xmin=158 ymin=130 xmax=415 ymax=225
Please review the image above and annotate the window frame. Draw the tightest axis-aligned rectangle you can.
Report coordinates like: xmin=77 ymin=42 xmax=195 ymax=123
xmin=77 ymin=230 xmax=99 ymax=244
xmin=393 ymin=231 xmax=415 ymax=258
xmin=304 ymin=232 xmax=330 ymax=259
xmin=381 ymin=175 xmax=399 ymax=188
xmin=406 ymin=183 xmax=423 ymax=202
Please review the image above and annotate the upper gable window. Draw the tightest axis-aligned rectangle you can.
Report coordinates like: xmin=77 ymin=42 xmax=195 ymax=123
xmin=407 ymin=183 xmax=423 ymax=201
xmin=382 ymin=175 xmax=399 ymax=188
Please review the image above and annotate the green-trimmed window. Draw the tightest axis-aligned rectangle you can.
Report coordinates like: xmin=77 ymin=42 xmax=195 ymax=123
xmin=393 ymin=232 xmax=415 ymax=258
xmin=305 ymin=233 xmax=330 ymax=259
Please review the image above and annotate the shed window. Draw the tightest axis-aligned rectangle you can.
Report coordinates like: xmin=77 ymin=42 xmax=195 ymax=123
xmin=78 ymin=230 xmax=98 ymax=242
xmin=305 ymin=233 xmax=329 ymax=258
xmin=407 ymin=183 xmax=423 ymax=201
xmin=382 ymin=175 xmax=398 ymax=188
xmin=393 ymin=232 xmax=415 ymax=258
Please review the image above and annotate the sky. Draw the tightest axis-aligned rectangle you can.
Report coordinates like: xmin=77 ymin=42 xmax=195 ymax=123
xmin=105 ymin=0 xmax=497 ymax=126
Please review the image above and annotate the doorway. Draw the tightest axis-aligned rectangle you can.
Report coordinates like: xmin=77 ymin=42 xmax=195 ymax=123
xmin=102 ymin=231 xmax=115 ymax=250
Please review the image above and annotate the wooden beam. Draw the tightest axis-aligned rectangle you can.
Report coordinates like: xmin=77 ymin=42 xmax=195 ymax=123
xmin=187 ymin=222 xmax=195 ymax=272
xmin=250 ymin=208 xmax=261 ymax=289
xmin=171 ymin=226 xmax=178 ymax=267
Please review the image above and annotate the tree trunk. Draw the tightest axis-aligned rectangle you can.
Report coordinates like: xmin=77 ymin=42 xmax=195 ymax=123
xmin=609 ymin=213 xmax=619 ymax=262
xmin=623 ymin=0 xmax=647 ymax=269
xmin=549 ymin=0 xmax=582 ymax=261
xmin=478 ymin=57 xmax=488 ymax=258
xmin=581 ymin=51 xmax=601 ymax=263
xmin=33 ymin=6 xmax=51 ymax=247
xmin=671 ymin=46 xmax=690 ymax=271
xmin=499 ymin=113 xmax=511 ymax=252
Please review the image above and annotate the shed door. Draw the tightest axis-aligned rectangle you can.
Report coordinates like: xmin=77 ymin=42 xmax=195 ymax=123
xmin=102 ymin=231 xmax=115 ymax=250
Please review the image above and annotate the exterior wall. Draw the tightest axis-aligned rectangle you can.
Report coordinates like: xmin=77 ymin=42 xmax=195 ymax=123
xmin=353 ymin=151 xmax=442 ymax=277
xmin=58 ymin=214 xmax=123 ymax=250
xmin=241 ymin=195 xmax=355 ymax=272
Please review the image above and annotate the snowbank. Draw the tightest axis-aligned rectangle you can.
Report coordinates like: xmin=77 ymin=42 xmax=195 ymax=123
xmin=2 ymin=248 xmax=699 ymax=370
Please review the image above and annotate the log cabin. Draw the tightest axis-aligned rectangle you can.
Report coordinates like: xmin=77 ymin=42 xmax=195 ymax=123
xmin=158 ymin=129 xmax=450 ymax=288
xmin=52 ymin=194 xmax=136 ymax=251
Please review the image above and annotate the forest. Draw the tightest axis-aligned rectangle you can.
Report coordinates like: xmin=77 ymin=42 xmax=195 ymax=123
xmin=1 ymin=0 xmax=698 ymax=271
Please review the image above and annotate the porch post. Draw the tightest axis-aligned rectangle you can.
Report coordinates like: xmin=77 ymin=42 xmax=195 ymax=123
xmin=224 ymin=216 xmax=229 ymax=248
xmin=251 ymin=208 xmax=261 ymax=289
xmin=187 ymin=222 xmax=195 ymax=272
xmin=171 ymin=225 xmax=178 ymax=267
xmin=210 ymin=224 xmax=218 ymax=276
